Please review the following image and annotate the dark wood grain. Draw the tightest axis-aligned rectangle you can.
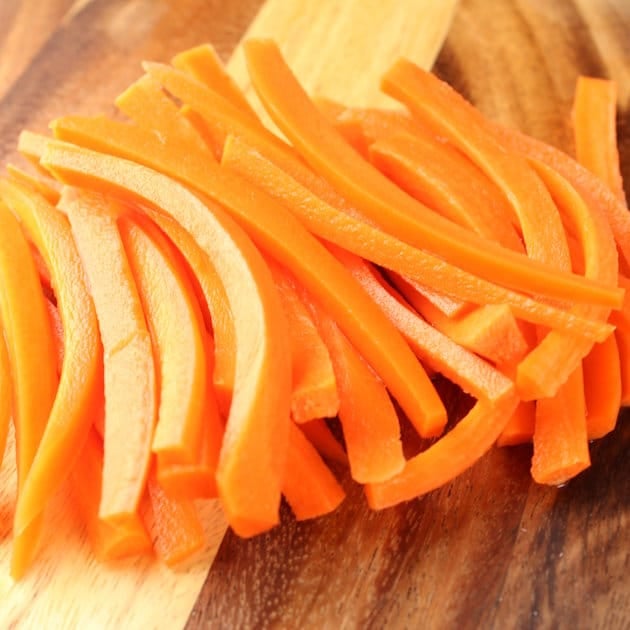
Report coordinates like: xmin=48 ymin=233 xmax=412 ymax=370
xmin=0 ymin=1 xmax=629 ymax=629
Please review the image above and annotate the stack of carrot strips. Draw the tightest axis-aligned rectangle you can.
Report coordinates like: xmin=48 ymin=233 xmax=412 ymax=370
xmin=0 ymin=38 xmax=626 ymax=578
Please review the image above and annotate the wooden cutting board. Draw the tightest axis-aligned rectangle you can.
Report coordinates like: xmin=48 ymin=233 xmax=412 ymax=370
xmin=0 ymin=0 xmax=629 ymax=628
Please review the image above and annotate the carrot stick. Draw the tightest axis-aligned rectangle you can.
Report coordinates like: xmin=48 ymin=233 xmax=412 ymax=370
xmin=300 ymin=418 xmax=347 ymax=465
xmin=60 ymin=189 xmax=157 ymax=533
xmin=610 ymin=274 xmax=630 ymax=405
xmin=0 ymin=199 xmax=58 ymax=578
xmin=17 ymin=130 xmax=56 ymax=174
xmin=219 ymin=133 xmax=611 ymax=341
xmin=0 ymin=181 xmax=103 ymax=542
xmin=496 ymin=401 xmax=536 ymax=447
xmin=269 ymin=261 xmax=339 ymax=423
xmin=6 ymin=164 xmax=60 ymax=205
xmin=572 ymin=76 xmax=626 ymax=204
xmin=46 ymin=123 xmax=447 ymax=439
xmin=171 ymin=44 xmax=258 ymax=119
xmin=44 ymin=145 xmax=292 ymax=537
xmin=242 ymin=39 xmax=621 ymax=308
xmin=297 ymin=282 xmax=406 ymax=483
xmin=282 ymin=421 xmax=345 ymax=520
xmin=119 ymin=215 xmax=207 ymax=465
xmin=365 ymin=394 xmax=518 ymax=509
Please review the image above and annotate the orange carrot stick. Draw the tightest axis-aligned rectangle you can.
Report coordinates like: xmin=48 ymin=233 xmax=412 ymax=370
xmin=300 ymin=418 xmax=347 ymax=465
xmin=119 ymin=215 xmax=207 ymax=465
xmin=243 ymin=39 xmax=621 ymax=308
xmin=282 ymin=422 xmax=345 ymax=520
xmin=60 ymin=189 xmax=157 ymax=532
xmin=6 ymin=164 xmax=60 ymax=205
xmin=0 ymin=181 xmax=103 ymax=542
xmin=0 ymin=200 xmax=58 ymax=578
xmin=610 ymin=274 xmax=630 ymax=405
xmin=43 ymin=145 xmax=292 ymax=537
xmin=496 ymin=401 xmax=536 ymax=447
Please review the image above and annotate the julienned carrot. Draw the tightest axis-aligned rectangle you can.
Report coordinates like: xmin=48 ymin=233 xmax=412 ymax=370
xmin=582 ymin=333 xmax=621 ymax=438
xmin=0 ymin=200 xmax=58 ymax=578
xmin=0 ymin=332 xmax=11 ymax=471
xmin=44 ymin=146 xmax=292 ymax=537
xmin=243 ymin=39 xmax=621 ymax=308
xmin=516 ymin=160 xmax=618 ymax=399
xmin=366 ymin=393 xmax=518 ymax=509
xmin=145 ymin=470 xmax=206 ymax=566
xmin=297 ymin=281 xmax=406 ymax=484
xmin=6 ymin=164 xmax=60 ymax=205
xmin=300 ymin=418 xmax=347 ymax=465
xmin=369 ymin=133 xmax=524 ymax=250
xmin=71 ymin=429 xmax=151 ymax=560
xmin=60 ymin=189 xmax=157 ymax=532
xmin=48 ymin=121 xmax=447 ymax=439
xmin=144 ymin=209 xmax=235 ymax=416
xmin=0 ymin=181 xmax=103 ymax=543
xmin=531 ymin=366 xmax=590 ymax=485
xmin=268 ymin=260 xmax=339 ymax=423
xmin=282 ymin=422 xmax=345 ymax=520
xmin=334 ymin=247 xmax=515 ymax=404
xmin=119 ymin=215 xmax=207 ymax=465
xmin=171 ymin=44 xmax=258 ymax=119
xmin=572 ymin=76 xmax=626 ymax=204
xmin=220 ymin=134 xmax=611 ymax=341
xmin=496 ymin=401 xmax=536 ymax=447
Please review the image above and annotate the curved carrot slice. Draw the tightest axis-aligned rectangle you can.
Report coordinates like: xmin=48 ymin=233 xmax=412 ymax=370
xmin=243 ymin=39 xmax=621 ymax=308
xmin=298 ymin=283 xmax=406 ymax=483
xmin=219 ymin=134 xmax=610 ymax=341
xmin=365 ymin=394 xmax=518 ymax=509
xmin=282 ymin=422 xmax=345 ymax=521
xmin=0 ymin=180 xmax=103 ymax=541
xmin=60 ymin=189 xmax=157 ymax=532
xmin=300 ymin=418 xmax=347 ymax=465
xmin=43 ymin=145 xmax=291 ymax=537
xmin=572 ymin=76 xmax=626 ymax=204
xmin=0 ymin=200 xmax=58 ymax=578
xmin=6 ymin=164 xmax=60 ymax=205
xmin=119 ymin=215 xmax=207 ymax=465
xmin=269 ymin=261 xmax=339 ymax=423
xmin=0 ymin=332 xmax=11 ymax=469
xmin=337 ymin=251 xmax=515 ymax=404
xmin=47 ymin=121 xmax=446 ymax=439
xmin=171 ymin=44 xmax=258 ymax=119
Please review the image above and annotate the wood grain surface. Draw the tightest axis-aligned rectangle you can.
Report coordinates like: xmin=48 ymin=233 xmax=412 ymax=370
xmin=0 ymin=1 xmax=629 ymax=629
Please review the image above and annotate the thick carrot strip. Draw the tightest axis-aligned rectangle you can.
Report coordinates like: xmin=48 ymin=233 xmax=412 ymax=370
xmin=0 ymin=199 xmax=58 ymax=578
xmin=335 ymin=248 xmax=515 ymax=404
xmin=370 ymin=134 xmax=524 ymax=250
xmin=43 ymin=146 xmax=291 ymax=537
xmin=0 ymin=181 xmax=103 ymax=540
xmin=300 ymin=418 xmax=347 ymax=465
xmin=145 ymin=470 xmax=205 ymax=567
xmin=171 ymin=44 xmax=258 ymax=119
xmin=365 ymin=394 xmax=518 ymax=509
xmin=60 ymin=189 xmax=157 ymax=532
xmin=71 ymin=429 xmax=151 ymax=560
xmin=47 ymin=122 xmax=446 ymax=438
xmin=531 ymin=366 xmax=590 ymax=485
xmin=220 ymin=134 xmax=611 ymax=341
xmin=298 ymin=284 xmax=406 ymax=483
xmin=243 ymin=39 xmax=621 ymax=308
xmin=582 ymin=333 xmax=621 ymax=439
xmin=572 ymin=76 xmax=626 ymax=204
xmin=282 ymin=422 xmax=345 ymax=520
xmin=496 ymin=401 xmax=536 ymax=447
xmin=6 ymin=164 xmax=60 ymax=205
xmin=0 ymin=332 xmax=11 ymax=466
xmin=269 ymin=261 xmax=339 ymax=423
xmin=119 ymin=216 xmax=207 ymax=464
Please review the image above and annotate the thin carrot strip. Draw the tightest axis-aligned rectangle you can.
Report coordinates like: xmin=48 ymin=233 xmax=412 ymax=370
xmin=282 ymin=422 xmax=345 ymax=520
xmin=243 ymin=39 xmax=621 ymax=308
xmin=572 ymin=76 xmax=626 ymax=204
xmin=0 ymin=181 xmax=103 ymax=540
xmin=219 ymin=133 xmax=610 ymax=341
xmin=0 ymin=332 xmax=11 ymax=466
xmin=171 ymin=44 xmax=258 ymax=119
xmin=119 ymin=215 xmax=207 ymax=465
xmin=47 ymin=121 xmax=446 ymax=439
xmin=269 ymin=260 xmax=339 ymax=423
xmin=145 ymin=470 xmax=205 ymax=567
xmin=0 ymin=200 xmax=58 ymax=578
xmin=298 ymin=283 xmax=406 ymax=483
xmin=43 ymin=145 xmax=291 ymax=537
xmin=60 ymin=189 xmax=157 ymax=532
xmin=496 ymin=401 xmax=536 ymax=447
xmin=17 ymin=130 xmax=55 ymax=174
xmin=300 ymin=418 xmax=347 ymax=465
xmin=6 ymin=164 xmax=60 ymax=205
